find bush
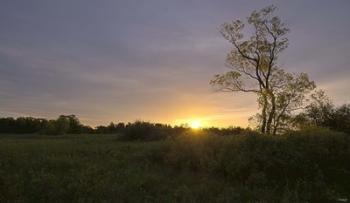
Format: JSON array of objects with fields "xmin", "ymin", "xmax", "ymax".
[
  {"xmin": 299, "ymin": 102, "xmax": 350, "ymax": 134},
  {"xmin": 165, "ymin": 128, "xmax": 350, "ymax": 201}
]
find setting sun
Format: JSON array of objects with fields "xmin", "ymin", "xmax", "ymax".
[{"xmin": 190, "ymin": 120, "xmax": 202, "ymax": 129}]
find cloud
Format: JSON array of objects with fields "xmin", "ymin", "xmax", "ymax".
[{"xmin": 0, "ymin": 0, "xmax": 349, "ymax": 127}]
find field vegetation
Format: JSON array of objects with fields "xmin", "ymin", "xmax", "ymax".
[{"xmin": 0, "ymin": 127, "xmax": 349, "ymax": 202}]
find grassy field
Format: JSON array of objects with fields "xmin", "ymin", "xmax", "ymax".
[
  {"xmin": 0, "ymin": 131, "xmax": 349, "ymax": 202},
  {"xmin": 0, "ymin": 134, "xmax": 235, "ymax": 202}
]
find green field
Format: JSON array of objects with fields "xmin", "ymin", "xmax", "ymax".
[
  {"xmin": 0, "ymin": 134, "xmax": 235, "ymax": 202},
  {"xmin": 0, "ymin": 131, "xmax": 349, "ymax": 202}
]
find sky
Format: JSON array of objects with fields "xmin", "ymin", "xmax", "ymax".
[{"xmin": 1, "ymin": 0, "xmax": 350, "ymax": 127}]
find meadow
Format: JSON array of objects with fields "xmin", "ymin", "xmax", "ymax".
[{"xmin": 1, "ymin": 129, "xmax": 349, "ymax": 202}]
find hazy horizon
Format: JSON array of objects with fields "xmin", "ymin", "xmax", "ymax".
[{"xmin": 1, "ymin": 0, "xmax": 350, "ymax": 127}]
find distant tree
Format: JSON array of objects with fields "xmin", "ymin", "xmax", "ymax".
[
  {"xmin": 95, "ymin": 122, "xmax": 125, "ymax": 134},
  {"xmin": 0, "ymin": 117, "xmax": 47, "ymax": 134},
  {"xmin": 0, "ymin": 115, "xmax": 109, "ymax": 135},
  {"xmin": 55, "ymin": 115, "xmax": 71, "ymax": 134},
  {"xmin": 295, "ymin": 91, "xmax": 350, "ymax": 134},
  {"xmin": 65, "ymin": 115, "xmax": 82, "ymax": 134},
  {"xmin": 40, "ymin": 115, "xmax": 83, "ymax": 135},
  {"xmin": 80, "ymin": 125, "xmax": 94, "ymax": 134},
  {"xmin": 107, "ymin": 122, "xmax": 117, "ymax": 133},
  {"xmin": 210, "ymin": 5, "xmax": 315, "ymax": 134},
  {"xmin": 332, "ymin": 104, "xmax": 350, "ymax": 134},
  {"xmin": 0, "ymin": 117, "xmax": 16, "ymax": 133},
  {"xmin": 299, "ymin": 90, "xmax": 334, "ymax": 127},
  {"xmin": 41, "ymin": 120, "xmax": 58, "ymax": 135},
  {"xmin": 115, "ymin": 122, "xmax": 125, "ymax": 131}
]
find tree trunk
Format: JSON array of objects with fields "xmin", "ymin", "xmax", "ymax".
[
  {"xmin": 260, "ymin": 94, "xmax": 268, "ymax": 134},
  {"xmin": 272, "ymin": 122, "xmax": 278, "ymax": 135},
  {"xmin": 266, "ymin": 93, "xmax": 276, "ymax": 134},
  {"xmin": 273, "ymin": 105, "xmax": 288, "ymax": 135}
]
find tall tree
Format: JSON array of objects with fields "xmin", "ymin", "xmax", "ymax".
[{"xmin": 210, "ymin": 5, "xmax": 315, "ymax": 134}]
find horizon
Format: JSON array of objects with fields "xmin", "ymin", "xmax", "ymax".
[{"xmin": 1, "ymin": 0, "xmax": 350, "ymax": 128}]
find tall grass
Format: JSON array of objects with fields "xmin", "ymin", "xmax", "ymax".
[
  {"xmin": 0, "ymin": 128, "xmax": 349, "ymax": 202},
  {"xmin": 165, "ymin": 128, "xmax": 350, "ymax": 202}
]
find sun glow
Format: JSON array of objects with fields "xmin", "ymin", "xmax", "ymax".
[{"xmin": 189, "ymin": 120, "xmax": 202, "ymax": 129}]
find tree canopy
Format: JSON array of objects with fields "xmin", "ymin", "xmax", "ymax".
[{"xmin": 211, "ymin": 5, "xmax": 316, "ymax": 134}]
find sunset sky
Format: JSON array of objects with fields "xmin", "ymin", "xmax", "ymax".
[{"xmin": 1, "ymin": 0, "xmax": 350, "ymax": 127}]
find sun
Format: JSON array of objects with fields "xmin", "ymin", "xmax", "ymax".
[{"xmin": 189, "ymin": 120, "xmax": 202, "ymax": 129}]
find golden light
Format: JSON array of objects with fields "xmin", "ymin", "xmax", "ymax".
[{"xmin": 189, "ymin": 120, "xmax": 201, "ymax": 129}]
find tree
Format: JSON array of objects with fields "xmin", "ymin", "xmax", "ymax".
[
  {"xmin": 296, "ymin": 91, "xmax": 350, "ymax": 134},
  {"xmin": 65, "ymin": 115, "xmax": 82, "ymax": 134},
  {"xmin": 210, "ymin": 5, "xmax": 315, "ymax": 134},
  {"xmin": 298, "ymin": 90, "xmax": 334, "ymax": 127}
]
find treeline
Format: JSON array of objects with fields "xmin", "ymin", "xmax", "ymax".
[
  {"xmin": 1, "ymin": 102, "xmax": 349, "ymax": 137},
  {"xmin": 0, "ymin": 115, "xmax": 248, "ymax": 139},
  {"xmin": 0, "ymin": 115, "xmax": 93, "ymax": 135},
  {"xmin": 96, "ymin": 121, "xmax": 187, "ymax": 140}
]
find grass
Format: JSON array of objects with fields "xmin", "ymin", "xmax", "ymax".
[
  {"xmin": 0, "ymin": 134, "xmax": 236, "ymax": 202},
  {"xmin": 0, "ymin": 130, "xmax": 349, "ymax": 202}
]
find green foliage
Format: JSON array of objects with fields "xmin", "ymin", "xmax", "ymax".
[
  {"xmin": 0, "ymin": 135, "xmax": 234, "ymax": 202},
  {"xmin": 211, "ymin": 5, "xmax": 316, "ymax": 135},
  {"xmin": 0, "ymin": 115, "xmax": 252, "ymax": 140},
  {"xmin": 0, "ymin": 117, "xmax": 47, "ymax": 133},
  {"xmin": 0, "ymin": 115, "xmax": 93, "ymax": 135},
  {"xmin": 296, "ymin": 92, "xmax": 350, "ymax": 134},
  {"xmin": 40, "ymin": 115, "xmax": 93, "ymax": 135},
  {"xmin": 120, "ymin": 121, "xmax": 176, "ymax": 141},
  {"xmin": 0, "ymin": 129, "xmax": 349, "ymax": 202},
  {"xmin": 166, "ymin": 129, "xmax": 350, "ymax": 202},
  {"xmin": 95, "ymin": 122, "xmax": 126, "ymax": 134}
]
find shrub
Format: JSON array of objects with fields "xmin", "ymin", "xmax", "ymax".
[
  {"xmin": 165, "ymin": 128, "xmax": 350, "ymax": 201},
  {"xmin": 299, "ymin": 102, "xmax": 350, "ymax": 134}
]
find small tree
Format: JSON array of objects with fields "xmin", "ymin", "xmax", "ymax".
[
  {"xmin": 210, "ymin": 5, "xmax": 315, "ymax": 134},
  {"xmin": 296, "ymin": 91, "xmax": 350, "ymax": 134}
]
